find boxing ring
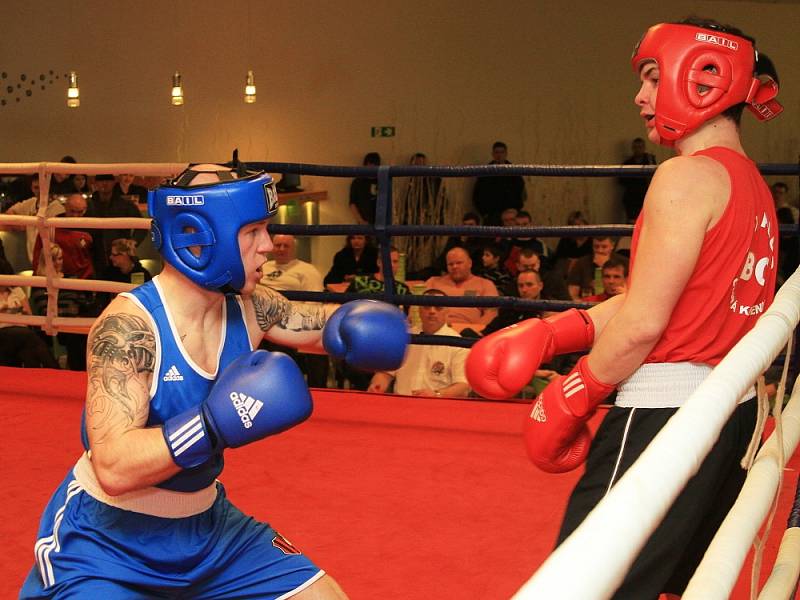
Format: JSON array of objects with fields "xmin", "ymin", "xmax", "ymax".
[{"xmin": 1, "ymin": 160, "xmax": 800, "ymax": 599}]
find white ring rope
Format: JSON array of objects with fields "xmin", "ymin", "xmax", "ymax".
[
  {"xmin": 513, "ymin": 268, "xmax": 800, "ymax": 600},
  {"xmin": 758, "ymin": 528, "xmax": 800, "ymax": 600},
  {"xmin": 683, "ymin": 376, "xmax": 800, "ymax": 599}
]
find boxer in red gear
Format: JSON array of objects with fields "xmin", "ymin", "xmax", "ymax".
[
  {"xmin": 467, "ymin": 17, "xmax": 783, "ymax": 599},
  {"xmin": 556, "ymin": 19, "xmax": 780, "ymax": 599}
]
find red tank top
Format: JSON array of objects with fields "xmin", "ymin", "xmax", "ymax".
[{"xmin": 629, "ymin": 146, "xmax": 778, "ymax": 365}]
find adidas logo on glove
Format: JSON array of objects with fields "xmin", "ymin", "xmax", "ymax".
[{"xmin": 230, "ymin": 392, "xmax": 263, "ymax": 429}]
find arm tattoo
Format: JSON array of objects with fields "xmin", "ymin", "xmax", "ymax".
[
  {"xmin": 252, "ymin": 286, "xmax": 328, "ymax": 333},
  {"xmin": 86, "ymin": 313, "xmax": 156, "ymax": 441}
]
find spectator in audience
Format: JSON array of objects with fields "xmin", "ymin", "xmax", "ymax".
[
  {"xmin": 772, "ymin": 181, "xmax": 798, "ymax": 223},
  {"xmin": 50, "ymin": 155, "xmax": 78, "ymax": 195},
  {"xmin": 259, "ymin": 234, "xmax": 324, "ymax": 292},
  {"xmin": 7, "ymin": 174, "xmax": 36, "ymax": 205},
  {"xmin": 473, "ymin": 141, "xmax": 526, "ymax": 225},
  {"xmin": 478, "ymin": 242, "xmax": 514, "ymax": 295},
  {"xmin": 349, "ymin": 152, "xmax": 381, "ymax": 224},
  {"xmin": 29, "ymin": 243, "xmax": 93, "ymax": 370},
  {"xmin": 480, "ymin": 269, "xmax": 545, "ymax": 336},
  {"xmin": 323, "ymin": 234, "xmax": 379, "ymax": 286},
  {"xmin": 425, "ymin": 246, "xmax": 499, "ymax": 325},
  {"xmin": 115, "ymin": 174, "xmax": 149, "ymax": 205},
  {"xmin": 494, "ymin": 207, "xmax": 518, "ymax": 262},
  {"xmin": 500, "ymin": 207, "xmax": 519, "ymax": 228},
  {"xmin": 553, "ymin": 210, "xmax": 593, "ymax": 275},
  {"xmin": 86, "ymin": 174, "xmax": 147, "ymax": 274},
  {"xmin": 504, "ymin": 209, "xmax": 551, "ymax": 274},
  {"xmin": 94, "ymin": 238, "xmax": 153, "ymax": 313},
  {"xmin": 32, "ymin": 193, "xmax": 94, "ymax": 280},
  {"xmin": 72, "ymin": 173, "xmax": 91, "ymax": 195},
  {"xmin": 346, "ymin": 245, "xmax": 410, "ymax": 297},
  {"xmin": 257, "ymin": 233, "xmax": 329, "ymax": 389},
  {"xmin": 433, "ymin": 211, "xmax": 484, "ymax": 274},
  {"xmin": 583, "ymin": 258, "xmax": 628, "ymax": 302},
  {"xmin": 566, "ymin": 235, "xmax": 628, "ymax": 300},
  {"xmin": 516, "ymin": 247, "xmax": 570, "ymax": 301},
  {"xmin": 1, "ymin": 173, "xmax": 65, "ymax": 267},
  {"xmin": 619, "ymin": 137, "xmax": 657, "ymax": 222},
  {"xmin": 0, "ymin": 260, "xmax": 59, "ymax": 368},
  {"xmin": 368, "ymin": 289, "xmax": 469, "ymax": 398}
]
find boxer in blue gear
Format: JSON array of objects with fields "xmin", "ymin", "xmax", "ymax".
[{"xmin": 21, "ymin": 161, "xmax": 408, "ymax": 599}]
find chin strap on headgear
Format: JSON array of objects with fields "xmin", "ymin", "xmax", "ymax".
[
  {"xmin": 148, "ymin": 163, "xmax": 278, "ymax": 292},
  {"xmin": 632, "ymin": 23, "xmax": 782, "ymax": 146}
]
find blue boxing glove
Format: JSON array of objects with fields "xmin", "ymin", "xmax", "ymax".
[
  {"xmin": 163, "ymin": 350, "xmax": 312, "ymax": 469},
  {"xmin": 323, "ymin": 299, "xmax": 409, "ymax": 371}
]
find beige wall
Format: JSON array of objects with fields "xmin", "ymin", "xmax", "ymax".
[{"xmin": 1, "ymin": 0, "xmax": 798, "ymax": 268}]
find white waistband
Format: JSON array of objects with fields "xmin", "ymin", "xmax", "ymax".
[
  {"xmin": 615, "ymin": 362, "xmax": 756, "ymax": 409},
  {"xmin": 72, "ymin": 452, "xmax": 218, "ymax": 518}
]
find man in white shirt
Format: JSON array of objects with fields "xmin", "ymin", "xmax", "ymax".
[
  {"xmin": 257, "ymin": 233, "xmax": 329, "ymax": 387},
  {"xmin": 258, "ymin": 234, "xmax": 324, "ymax": 292},
  {"xmin": 369, "ymin": 289, "xmax": 470, "ymax": 398}
]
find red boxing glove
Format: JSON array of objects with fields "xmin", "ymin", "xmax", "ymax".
[
  {"xmin": 466, "ymin": 308, "xmax": 594, "ymax": 400},
  {"xmin": 523, "ymin": 356, "xmax": 615, "ymax": 473}
]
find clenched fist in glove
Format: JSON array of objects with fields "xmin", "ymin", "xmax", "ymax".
[
  {"xmin": 466, "ymin": 308, "xmax": 594, "ymax": 400},
  {"xmin": 523, "ymin": 355, "xmax": 615, "ymax": 473},
  {"xmin": 163, "ymin": 350, "xmax": 312, "ymax": 469},
  {"xmin": 323, "ymin": 299, "xmax": 409, "ymax": 371}
]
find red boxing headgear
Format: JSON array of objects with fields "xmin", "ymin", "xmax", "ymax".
[{"xmin": 632, "ymin": 23, "xmax": 782, "ymax": 146}]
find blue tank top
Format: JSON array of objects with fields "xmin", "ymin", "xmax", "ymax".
[{"xmin": 81, "ymin": 276, "xmax": 254, "ymax": 492}]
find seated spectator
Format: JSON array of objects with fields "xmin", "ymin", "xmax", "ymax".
[
  {"xmin": 583, "ymin": 258, "xmax": 628, "ymax": 302},
  {"xmin": 567, "ymin": 235, "xmax": 629, "ymax": 300},
  {"xmin": 480, "ymin": 270, "xmax": 546, "ymax": 336},
  {"xmin": 72, "ymin": 173, "xmax": 91, "ymax": 195},
  {"xmin": 503, "ymin": 210, "xmax": 551, "ymax": 273},
  {"xmin": 94, "ymin": 238, "xmax": 153, "ymax": 313},
  {"xmin": 257, "ymin": 234, "xmax": 329, "ymax": 389},
  {"xmin": 0, "ymin": 260, "xmax": 58, "ymax": 368},
  {"xmin": 553, "ymin": 210, "xmax": 593, "ymax": 274},
  {"xmin": 368, "ymin": 289, "xmax": 469, "ymax": 398},
  {"xmin": 432, "ymin": 211, "xmax": 484, "ymax": 275},
  {"xmin": 349, "ymin": 152, "xmax": 381, "ymax": 224},
  {"xmin": 425, "ymin": 247, "xmax": 499, "ymax": 326},
  {"xmin": 32, "ymin": 193, "xmax": 94, "ymax": 280},
  {"xmin": 346, "ymin": 246, "xmax": 410, "ymax": 297},
  {"xmin": 1, "ymin": 174, "xmax": 65, "ymax": 268},
  {"xmin": 478, "ymin": 242, "xmax": 514, "ymax": 295},
  {"xmin": 86, "ymin": 174, "xmax": 147, "ymax": 274},
  {"xmin": 30, "ymin": 243, "xmax": 94, "ymax": 370},
  {"xmin": 50, "ymin": 155, "xmax": 78, "ymax": 195},
  {"xmin": 323, "ymin": 234, "xmax": 379, "ymax": 286},
  {"xmin": 114, "ymin": 174, "xmax": 149, "ymax": 205},
  {"xmin": 516, "ymin": 247, "xmax": 570, "ymax": 301},
  {"xmin": 259, "ymin": 234, "xmax": 324, "ymax": 292}
]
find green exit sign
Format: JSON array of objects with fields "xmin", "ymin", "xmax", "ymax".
[{"xmin": 371, "ymin": 126, "xmax": 396, "ymax": 137}]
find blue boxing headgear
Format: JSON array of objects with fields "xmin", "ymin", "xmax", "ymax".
[{"xmin": 149, "ymin": 167, "xmax": 278, "ymax": 291}]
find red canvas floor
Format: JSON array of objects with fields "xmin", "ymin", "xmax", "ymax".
[{"xmin": 2, "ymin": 367, "xmax": 797, "ymax": 599}]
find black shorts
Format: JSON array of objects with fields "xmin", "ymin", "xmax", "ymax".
[{"xmin": 556, "ymin": 399, "xmax": 756, "ymax": 599}]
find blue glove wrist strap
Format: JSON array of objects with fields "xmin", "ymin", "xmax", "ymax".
[{"xmin": 162, "ymin": 405, "xmax": 214, "ymax": 469}]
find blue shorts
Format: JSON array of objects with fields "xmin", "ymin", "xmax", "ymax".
[{"xmin": 20, "ymin": 472, "xmax": 323, "ymax": 599}]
